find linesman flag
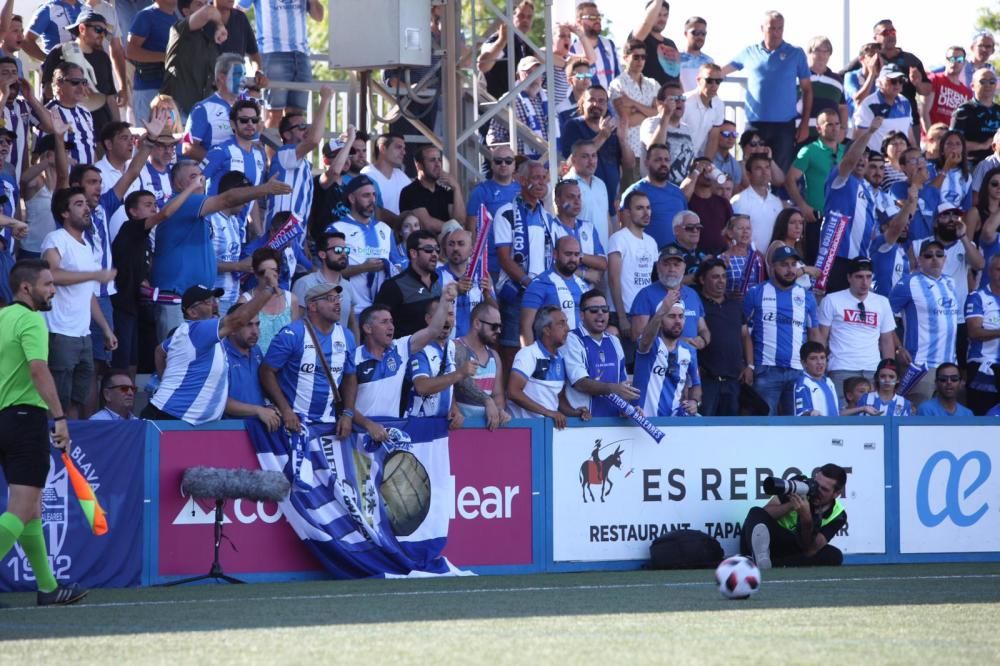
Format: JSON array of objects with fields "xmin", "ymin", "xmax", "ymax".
[{"xmin": 62, "ymin": 452, "xmax": 108, "ymax": 536}]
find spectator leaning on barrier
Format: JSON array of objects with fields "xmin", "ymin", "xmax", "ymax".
[
  {"xmin": 740, "ymin": 463, "xmax": 848, "ymax": 569},
  {"xmin": 856, "ymin": 357, "xmax": 912, "ymax": 416},
  {"xmin": 793, "ymin": 341, "xmax": 838, "ymax": 417},
  {"xmin": 694, "ymin": 258, "xmax": 744, "ymax": 417},
  {"xmin": 507, "ymin": 304, "xmax": 586, "ymax": 428},
  {"xmin": 221, "ymin": 304, "xmax": 279, "ymax": 431},
  {"xmin": 89, "ymin": 369, "xmax": 137, "ymax": 421},
  {"xmin": 633, "ymin": 294, "xmax": 701, "ymax": 417},
  {"xmin": 915, "ymin": 362, "xmax": 973, "ymax": 417},
  {"xmin": 964, "ymin": 253, "xmax": 1000, "ymax": 415},
  {"xmin": 454, "ymin": 302, "xmax": 511, "ymax": 430}
]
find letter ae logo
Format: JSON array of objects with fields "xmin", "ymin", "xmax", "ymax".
[{"xmin": 916, "ymin": 451, "xmax": 991, "ymax": 527}]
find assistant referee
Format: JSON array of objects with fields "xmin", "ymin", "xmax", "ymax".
[{"xmin": 0, "ymin": 260, "xmax": 87, "ymax": 605}]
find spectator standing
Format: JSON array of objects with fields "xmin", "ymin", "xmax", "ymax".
[
  {"xmin": 630, "ymin": 244, "xmax": 709, "ymax": 345},
  {"xmin": 465, "ymin": 143, "xmax": 519, "ymax": 272},
  {"xmin": 719, "ymin": 214, "xmax": 765, "ymax": 299},
  {"xmin": 665, "ymin": 210, "xmax": 707, "ymax": 281},
  {"xmin": 43, "ymin": 61, "xmax": 96, "ymax": 167},
  {"xmin": 816, "ymin": 257, "xmax": 897, "ymax": 400},
  {"xmin": 220, "ymin": 306, "xmax": 280, "ymax": 431},
  {"xmin": 800, "ymin": 36, "xmax": 847, "ymax": 143},
  {"xmin": 721, "ymin": 11, "xmax": 812, "ymax": 172},
  {"xmin": 125, "ymin": 0, "xmax": 176, "ymax": 125},
  {"xmin": 436, "ymin": 228, "xmax": 494, "ymax": 339},
  {"xmin": 880, "ymin": 146, "xmax": 939, "ymax": 241},
  {"xmin": 569, "ymin": 2, "xmax": 619, "ymax": 92},
  {"xmin": 963, "ymin": 31, "xmax": 996, "ymax": 88},
  {"xmin": 520, "ymin": 236, "xmax": 589, "ymax": 345},
  {"xmin": 923, "ymin": 47, "xmax": 973, "ymax": 134},
  {"xmin": 607, "ymin": 190, "xmax": 657, "ymax": 341},
  {"xmin": 609, "ymin": 39, "xmax": 658, "ymax": 180},
  {"xmin": 259, "ymin": 282, "xmax": 357, "ymax": 435},
  {"xmin": 634, "ymin": 295, "xmax": 701, "ymax": 417},
  {"xmin": 706, "ymin": 120, "xmax": 742, "ymax": 189},
  {"xmin": 640, "ymin": 82, "xmax": 693, "ymax": 186},
  {"xmin": 787, "ymin": 110, "xmax": 845, "ymax": 263},
  {"xmin": 238, "ymin": 0, "xmax": 322, "ymax": 128},
  {"xmin": 854, "ymin": 64, "xmax": 916, "ymax": 152},
  {"xmin": 486, "ymin": 56, "xmax": 548, "ymax": 160},
  {"xmin": 951, "ymin": 67, "xmax": 1000, "ymax": 167},
  {"xmin": 695, "ymin": 258, "xmax": 744, "ymax": 416},
  {"xmin": 201, "ymin": 99, "xmax": 267, "ymax": 197},
  {"xmin": 889, "ymin": 239, "xmax": 960, "ymax": 407},
  {"xmin": 964, "ymin": 253, "xmax": 1000, "ymax": 414},
  {"xmin": 741, "ymin": 245, "xmax": 820, "ymax": 415},
  {"xmin": 453, "ymin": 302, "xmax": 510, "ymax": 428},
  {"xmin": 25, "ymin": 0, "xmax": 83, "ymax": 60},
  {"xmin": 398, "ymin": 145, "xmax": 466, "ymax": 236},
  {"xmin": 681, "ymin": 63, "xmax": 725, "ymax": 158},
  {"xmin": 629, "ymin": 0, "xmax": 678, "ymax": 87},
  {"xmin": 0, "ymin": 9, "xmax": 26, "ymax": 76},
  {"xmin": 292, "ymin": 231, "xmax": 358, "ymax": 337},
  {"xmin": 476, "ymin": 0, "xmax": 535, "ymax": 101},
  {"xmin": 1, "ymin": 55, "xmax": 49, "ymax": 185},
  {"xmin": 915, "ymin": 363, "xmax": 973, "ymax": 417},
  {"xmin": 89, "ymin": 369, "xmax": 138, "ymax": 420},
  {"xmin": 375, "ymin": 229, "xmax": 442, "ymax": 339},
  {"xmin": 621, "ymin": 143, "xmax": 686, "ymax": 248},
  {"xmin": 844, "ymin": 42, "xmax": 880, "ymax": 122},
  {"xmin": 182, "ymin": 53, "xmax": 243, "ymax": 162},
  {"xmin": 208, "ymin": 171, "xmax": 253, "ymax": 314},
  {"xmin": 94, "ymin": 121, "xmax": 134, "ymax": 199},
  {"xmin": 731, "ymin": 154, "xmax": 783, "ymax": 254},
  {"xmin": 406, "ymin": 298, "xmax": 475, "ymax": 427},
  {"xmin": 682, "ymin": 156, "xmax": 732, "ymax": 255},
  {"xmin": 551, "ymin": 178, "xmax": 606, "ymax": 285},
  {"xmin": 678, "ymin": 17, "xmax": 712, "ymax": 93},
  {"xmin": 361, "ymin": 133, "xmax": 411, "ymax": 222},
  {"xmin": 564, "ymin": 139, "xmax": 610, "ymax": 246}
]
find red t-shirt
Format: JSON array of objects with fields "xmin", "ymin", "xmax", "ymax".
[{"xmin": 928, "ymin": 72, "xmax": 972, "ymax": 127}]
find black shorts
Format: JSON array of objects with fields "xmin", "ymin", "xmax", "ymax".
[{"xmin": 0, "ymin": 405, "xmax": 52, "ymax": 488}]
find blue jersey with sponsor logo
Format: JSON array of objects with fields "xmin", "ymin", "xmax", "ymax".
[
  {"xmin": 889, "ymin": 272, "xmax": 959, "ymax": 368},
  {"xmin": 629, "ymin": 283, "xmax": 704, "ymax": 340},
  {"xmin": 633, "ymin": 337, "xmax": 700, "ymax": 417},
  {"xmin": 744, "ymin": 281, "xmax": 818, "ymax": 370},
  {"xmin": 562, "ymin": 327, "xmax": 628, "ymax": 417},
  {"xmin": 794, "ymin": 374, "xmax": 839, "ymax": 416},
  {"xmin": 521, "ymin": 269, "xmax": 589, "ymax": 330}
]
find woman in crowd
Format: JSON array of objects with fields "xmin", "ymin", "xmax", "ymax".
[
  {"xmin": 880, "ymin": 131, "xmax": 911, "ymax": 191},
  {"xmin": 766, "ymin": 208, "xmax": 820, "ymax": 287},
  {"xmin": 932, "ymin": 130, "xmax": 972, "ymax": 210},
  {"xmin": 965, "ymin": 165, "xmax": 1000, "ymax": 241},
  {"xmin": 239, "ymin": 248, "xmax": 300, "ymax": 353},
  {"xmin": 719, "ymin": 214, "xmax": 764, "ymax": 299}
]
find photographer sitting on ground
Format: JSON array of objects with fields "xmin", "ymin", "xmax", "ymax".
[{"xmin": 739, "ymin": 463, "xmax": 848, "ymax": 568}]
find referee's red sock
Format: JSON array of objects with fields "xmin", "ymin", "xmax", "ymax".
[
  {"xmin": 18, "ymin": 519, "xmax": 57, "ymax": 593},
  {"xmin": 0, "ymin": 512, "xmax": 24, "ymax": 560}
]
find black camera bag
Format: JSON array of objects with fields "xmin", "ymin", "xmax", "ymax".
[{"xmin": 648, "ymin": 529, "xmax": 724, "ymax": 569}]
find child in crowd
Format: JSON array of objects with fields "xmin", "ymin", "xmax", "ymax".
[
  {"xmin": 794, "ymin": 342, "xmax": 839, "ymax": 416},
  {"xmin": 855, "ymin": 359, "xmax": 912, "ymax": 416}
]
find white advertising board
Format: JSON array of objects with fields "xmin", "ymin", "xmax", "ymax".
[
  {"xmin": 898, "ymin": 426, "xmax": 1000, "ymax": 554},
  {"xmin": 552, "ymin": 424, "xmax": 886, "ymax": 562}
]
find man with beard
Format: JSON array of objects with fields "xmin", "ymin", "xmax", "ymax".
[
  {"xmin": 477, "ymin": 0, "xmax": 536, "ymax": 100},
  {"xmin": 912, "ymin": 205, "xmax": 984, "ymax": 367},
  {"xmin": 486, "ymin": 56, "xmax": 548, "ymax": 160},
  {"xmin": 741, "ymin": 245, "xmax": 820, "ymax": 415},
  {"xmin": 679, "ymin": 17, "xmax": 713, "ymax": 94},
  {"xmin": 406, "ymin": 297, "xmax": 478, "ymax": 428},
  {"xmin": 436, "ymin": 228, "xmax": 494, "ymax": 338},
  {"xmin": 561, "ymin": 289, "xmax": 638, "ymax": 417},
  {"xmin": 951, "ymin": 67, "xmax": 1000, "ymax": 167},
  {"xmin": 629, "ymin": 244, "xmax": 709, "ymax": 347},
  {"xmin": 293, "ymin": 231, "xmax": 358, "ymax": 337},
  {"xmin": 561, "ymin": 86, "xmax": 634, "ymax": 214},
  {"xmin": 375, "ymin": 229, "xmax": 442, "ymax": 339},
  {"xmin": 221, "ymin": 305, "xmax": 280, "ymax": 431},
  {"xmin": 629, "ymin": 0, "xmax": 679, "ymax": 86},
  {"xmin": 520, "ymin": 236, "xmax": 590, "ymax": 346},
  {"xmin": 398, "ymin": 145, "xmax": 466, "ymax": 236},
  {"xmin": 634, "ymin": 296, "xmax": 701, "ymax": 417},
  {"xmin": 465, "ymin": 143, "xmax": 519, "ymax": 281},
  {"xmin": 0, "ymin": 258, "xmax": 89, "ymax": 606},
  {"xmin": 641, "ymin": 82, "xmax": 694, "ymax": 186},
  {"xmin": 787, "ymin": 110, "xmax": 846, "ymax": 263},
  {"xmin": 201, "ymin": 99, "xmax": 268, "ymax": 196},
  {"xmin": 608, "ymin": 190, "xmax": 659, "ymax": 344},
  {"xmin": 329, "ymin": 175, "xmax": 403, "ymax": 315},
  {"xmin": 620, "ymin": 143, "xmax": 686, "ymax": 248},
  {"xmin": 454, "ymin": 302, "xmax": 511, "ymax": 430},
  {"xmin": 551, "ymin": 178, "xmax": 606, "ymax": 285},
  {"xmin": 568, "ymin": 2, "xmax": 619, "ymax": 91},
  {"xmin": 41, "ymin": 187, "xmax": 117, "ymax": 418},
  {"xmin": 695, "ymin": 258, "xmax": 744, "ymax": 416}
]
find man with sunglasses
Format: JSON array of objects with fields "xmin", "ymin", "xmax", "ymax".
[
  {"xmin": 568, "ymin": 2, "xmax": 619, "ymax": 92},
  {"xmin": 201, "ymin": 99, "xmax": 267, "ymax": 200},
  {"xmin": 375, "ymin": 229, "xmax": 442, "ymax": 339},
  {"xmin": 40, "ymin": 10, "xmax": 117, "ymax": 131},
  {"xmin": 914, "ymin": 363, "xmax": 973, "ymax": 417},
  {"xmin": 629, "ymin": 1, "xmax": 679, "ymax": 87},
  {"xmin": 293, "ymin": 231, "xmax": 358, "ymax": 337},
  {"xmin": 854, "ymin": 63, "xmax": 915, "ymax": 153},
  {"xmin": 89, "ymin": 369, "xmax": 137, "ymax": 420},
  {"xmin": 454, "ymin": 302, "xmax": 511, "ymax": 430},
  {"xmin": 924, "ymin": 47, "xmax": 973, "ymax": 133},
  {"xmin": 42, "ymin": 60, "xmax": 95, "ymax": 166},
  {"xmin": 951, "ymin": 67, "xmax": 1000, "ymax": 167},
  {"xmin": 681, "ymin": 63, "xmax": 724, "ymax": 157},
  {"xmin": 183, "ymin": 53, "xmax": 244, "ymax": 162},
  {"xmin": 705, "ymin": 120, "xmax": 742, "ymax": 188},
  {"xmin": 889, "ymin": 239, "xmax": 961, "ymax": 407},
  {"xmin": 679, "ymin": 17, "xmax": 712, "ymax": 93},
  {"xmin": 466, "ymin": 144, "xmax": 519, "ymax": 281}
]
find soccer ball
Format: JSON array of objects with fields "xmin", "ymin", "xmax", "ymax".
[{"xmin": 715, "ymin": 555, "xmax": 761, "ymax": 600}]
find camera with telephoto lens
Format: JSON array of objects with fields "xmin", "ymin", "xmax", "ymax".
[{"xmin": 762, "ymin": 475, "xmax": 818, "ymax": 498}]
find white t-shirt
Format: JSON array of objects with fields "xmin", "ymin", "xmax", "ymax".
[
  {"xmin": 565, "ymin": 169, "xmax": 610, "ymax": 249},
  {"xmin": 360, "ymin": 164, "xmax": 412, "ymax": 215},
  {"xmin": 731, "ymin": 188, "xmax": 784, "ymax": 253},
  {"xmin": 681, "ymin": 91, "xmax": 725, "ymax": 157},
  {"xmin": 40, "ymin": 229, "xmax": 99, "ymax": 337},
  {"xmin": 817, "ymin": 289, "xmax": 895, "ymax": 371},
  {"xmin": 607, "ymin": 228, "xmax": 658, "ymax": 314}
]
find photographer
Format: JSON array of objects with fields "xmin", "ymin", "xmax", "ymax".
[{"xmin": 740, "ymin": 463, "xmax": 848, "ymax": 568}]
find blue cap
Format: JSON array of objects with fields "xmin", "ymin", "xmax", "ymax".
[{"xmin": 770, "ymin": 245, "xmax": 800, "ymax": 264}]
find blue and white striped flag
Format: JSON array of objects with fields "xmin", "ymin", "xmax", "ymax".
[{"xmin": 247, "ymin": 417, "xmax": 466, "ymax": 578}]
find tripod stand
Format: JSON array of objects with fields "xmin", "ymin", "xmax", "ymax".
[{"xmin": 162, "ymin": 498, "xmax": 244, "ymax": 586}]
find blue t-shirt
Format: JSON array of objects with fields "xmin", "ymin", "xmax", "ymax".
[
  {"xmin": 915, "ymin": 397, "xmax": 973, "ymax": 417},
  {"xmin": 151, "ymin": 193, "xmax": 214, "ymax": 294},
  {"xmin": 620, "ymin": 178, "xmax": 687, "ymax": 248},
  {"xmin": 521, "ymin": 269, "xmax": 589, "ymax": 330},
  {"xmin": 794, "ymin": 374, "xmax": 839, "ymax": 416},
  {"xmin": 466, "ymin": 179, "xmax": 521, "ymax": 274},
  {"xmin": 728, "ymin": 41, "xmax": 810, "ymax": 122},
  {"xmin": 129, "ymin": 7, "xmax": 178, "ymax": 90},
  {"xmin": 629, "ymin": 283, "xmax": 703, "ymax": 340},
  {"xmin": 28, "ymin": 0, "xmax": 81, "ymax": 54},
  {"xmin": 223, "ymin": 338, "xmax": 266, "ymax": 407},
  {"xmin": 560, "ymin": 117, "xmax": 623, "ymax": 215},
  {"xmin": 633, "ymin": 337, "xmax": 700, "ymax": 417}
]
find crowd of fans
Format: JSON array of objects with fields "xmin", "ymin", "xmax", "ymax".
[{"xmin": 3, "ymin": 0, "xmax": 1000, "ymax": 439}]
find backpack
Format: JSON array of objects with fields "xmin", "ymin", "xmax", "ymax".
[{"xmin": 648, "ymin": 529, "xmax": 724, "ymax": 569}]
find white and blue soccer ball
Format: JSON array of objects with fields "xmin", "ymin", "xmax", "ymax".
[{"xmin": 715, "ymin": 555, "xmax": 761, "ymax": 600}]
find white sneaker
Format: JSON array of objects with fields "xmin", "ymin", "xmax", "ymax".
[{"xmin": 751, "ymin": 523, "xmax": 772, "ymax": 569}]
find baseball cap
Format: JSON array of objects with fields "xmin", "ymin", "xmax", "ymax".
[
  {"xmin": 919, "ymin": 239, "xmax": 946, "ymax": 254},
  {"xmin": 517, "ymin": 56, "xmax": 543, "ymax": 73},
  {"xmin": 0, "ymin": 126, "xmax": 15, "ymax": 140},
  {"xmin": 32, "ymin": 134, "xmax": 77, "ymax": 154},
  {"xmin": 770, "ymin": 245, "xmax": 800, "ymax": 264},
  {"xmin": 847, "ymin": 256, "xmax": 874, "ymax": 274},
  {"xmin": 322, "ymin": 137, "xmax": 346, "ymax": 159},
  {"xmin": 878, "ymin": 63, "xmax": 906, "ymax": 81},
  {"xmin": 658, "ymin": 244, "xmax": 686, "ymax": 261},
  {"xmin": 342, "ymin": 174, "xmax": 374, "ymax": 198},
  {"xmin": 305, "ymin": 282, "xmax": 343, "ymax": 302},
  {"xmin": 181, "ymin": 285, "xmax": 224, "ymax": 312},
  {"xmin": 68, "ymin": 10, "xmax": 109, "ymax": 35}
]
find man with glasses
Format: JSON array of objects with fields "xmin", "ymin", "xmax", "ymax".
[
  {"xmin": 629, "ymin": 1, "xmax": 678, "ymax": 87},
  {"xmin": 634, "ymin": 295, "xmax": 701, "ymax": 417},
  {"xmin": 964, "ymin": 31, "xmax": 996, "ymax": 88},
  {"xmin": 890, "ymin": 239, "xmax": 961, "ymax": 407},
  {"xmin": 520, "ymin": 235, "xmax": 589, "ymax": 346},
  {"xmin": 40, "ymin": 10, "xmax": 117, "ymax": 130},
  {"xmin": 293, "ymin": 231, "xmax": 358, "ymax": 337},
  {"xmin": 399, "ymin": 145, "xmax": 466, "ymax": 236},
  {"xmin": 466, "ymin": 144, "xmax": 519, "ymax": 281},
  {"xmin": 89, "ymin": 369, "xmax": 138, "ymax": 420},
  {"xmin": 679, "ymin": 17, "xmax": 712, "ymax": 94},
  {"xmin": 454, "ymin": 302, "xmax": 511, "ymax": 429},
  {"xmin": 569, "ymin": 2, "xmax": 619, "ymax": 92},
  {"xmin": 951, "ymin": 67, "xmax": 1000, "ymax": 167},
  {"xmin": 183, "ymin": 53, "xmax": 245, "ymax": 162},
  {"xmin": 664, "ymin": 211, "xmax": 707, "ymax": 282},
  {"xmin": 915, "ymin": 363, "xmax": 973, "ymax": 417},
  {"xmin": 375, "ymin": 229, "xmax": 442, "ymax": 339},
  {"xmin": 706, "ymin": 120, "xmax": 742, "ymax": 188},
  {"xmin": 681, "ymin": 63, "xmax": 724, "ymax": 157},
  {"xmin": 817, "ymin": 257, "xmax": 896, "ymax": 401},
  {"xmin": 854, "ymin": 63, "xmax": 915, "ymax": 152},
  {"xmin": 801, "ymin": 37, "xmax": 847, "ymax": 144},
  {"xmin": 201, "ymin": 99, "xmax": 267, "ymax": 198},
  {"xmin": 561, "ymin": 289, "xmax": 637, "ymax": 418},
  {"xmin": 924, "ymin": 47, "xmax": 973, "ymax": 134},
  {"xmin": 640, "ymin": 82, "xmax": 693, "ymax": 186},
  {"xmin": 43, "ymin": 61, "xmax": 95, "ymax": 166}
]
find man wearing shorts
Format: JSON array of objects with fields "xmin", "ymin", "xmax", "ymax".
[{"xmin": 0, "ymin": 259, "xmax": 88, "ymax": 605}]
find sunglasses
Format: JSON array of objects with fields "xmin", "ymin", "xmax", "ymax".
[
  {"xmin": 583, "ymin": 306, "xmax": 609, "ymax": 314},
  {"xmin": 493, "ymin": 157, "xmax": 515, "ymax": 165},
  {"xmin": 990, "ymin": 180, "xmax": 1000, "ymax": 187},
  {"xmin": 60, "ymin": 78, "xmax": 87, "ymax": 86},
  {"xmin": 720, "ymin": 130, "xmax": 738, "ymax": 138},
  {"xmin": 288, "ymin": 123, "xmax": 309, "ymax": 131},
  {"xmin": 87, "ymin": 24, "xmax": 108, "ymax": 35},
  {"xmin": 478, "ymin": 319, "xmax": 502, "ymax": 332},
  {"xmin": 237, "ymin": 116, "xmax": 260, "ymax": 124},
  {"xmin": 107, "ymin": 384, "xmax": 136, "ymax": 394},
  {"xmin": 689, "ymin": 29, "xmax": 707, "ymax": 37},
  {"xmin": 580, "ymin": 14, "xmax": 602, "ymax": 20},
  {"xmin": 921, "ymin": 252, "xmax": 946, "ymax": 258},
  {"xmin": 703, "ymin": 77, "xmax": 723, "ymax": 85},
  {"xmin": 571, "ymin": 72, "xmax": 591, "ymax": 81},
  {"xmin": 417, "ymin": 245, "xmax": 440, "ymax": 254},
  {"xmin": 936, "ymin": 375, "xmax": 961, "ymax": 382},
  {"xmin": 980, "ymin": 79, "xmax": 999, "ymax": 85},
  {"xmin": 682, "ymin": 225, "xmax": 703, "ymax": 232},
  {"xmin": 946, "ymin": 55, "xmax": 966, "ymax": 63},
  {"xmin": 669, "ymin": 95, "xmax": 686, "ymax": 102},
  {"xmin": 325, "ymin": 246, "xmax": 350, "ymax": 255},
  {"xmin": 877, "ymin": 28, "xmax": 897, "ymax": 36}
]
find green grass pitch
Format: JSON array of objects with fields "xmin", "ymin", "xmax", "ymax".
[{"xmin": 2, "ymin": 563, "xmax": 998, "ymax": 664}]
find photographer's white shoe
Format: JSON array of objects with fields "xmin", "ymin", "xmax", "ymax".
[{"xmin": 750, "ymin": 524, "xmax": 772, "ymax": 569}]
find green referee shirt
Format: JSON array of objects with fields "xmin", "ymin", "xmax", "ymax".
[
  {"xmin": 0, "ymin": 302, "xmax": 49, "ymax": 411},
  {"xmin": 792, "ymin": 139, "xmax": 847, "ymax": 213}
]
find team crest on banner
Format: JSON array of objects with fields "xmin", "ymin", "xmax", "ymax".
[{"xmin": 247, "ymin": 417, "xmax": 468, "ymax": 578}]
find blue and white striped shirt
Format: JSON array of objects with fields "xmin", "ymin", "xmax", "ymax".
[
  {"xmin": 28, "ymin": 0, "xmax": 81, "ymax": 53},
  {"xmin": 152, "ymin": 319, "xmax": 228, "ymax": 424},
  {"xmin": 794, "ymin": 374, "xmax": 839, "ymax": 416},
  {"xmin": 562, "ymin": 327, "xmax": 627, "ymax": 417},
  {"xmin": 266, "ymin": 144, "xmax": 314, "ymax": 231},
  {"xmin": 355, "ymin": 336, "xmax": 414, "ymax": 419},
  {"xmin": 858, "ymin": 391, "xmax": 912, "ymax": 416},
  {"xmin": 889, "ymin": 272, "xmax": 959, "ymax": 368},
  {"xmin": 44, "ymin": 100, "xmax": 94, "ymax": 166},
  {"xmin": 569, "ymin": 35, "xmax": 620, "ymax": 92},
  {"xmin": 407, "ymin": 339, "xmax": 456, "ymax": 418},
  {"xmin": 823, "ymin": 170, "xmax": 877, "ymax": 260},
  {"xmin": 744, "ymin": 281, "xmax": 818, "ymax": 370},
  {"xmin": 184, "ymin": 93, "xmax": 234, "ymax": 151},
  {"xmin": 550, "ymin": 217, "xmax": 606, "ymax": 259},
  {"xmin": 238, "ymin": 0, "xmax": 311, "ymax": 53},
  {"xmin": 202, "ymin": 139, "xmax": 268, "ymax": 193},
  {"xmin": 436, "ymin": 265, "xmax": 488, "ymax": 339},
  {"xmin": 329, "ymin": 215, "xmax": 400, "ymax": 313},
  {"xmin": 210, "ymin": 211, "xmax": 246, "ymax": 308},
  {"xmin": 264, "ymin": 319, "xmax": 356, "ymax": 423},
  {"xmin": 965, "ymin": 285, "xmax": 1000, "ymax": 365},
  {"xmin": 634, "ymin": 337, "xmax": 700, "ymax": 417},
  {"xmin": 86, "ymin": 190, "xmax": 121, "ymax": 298},
  {"xmin": 521, "ymin": 269, "xmax": 590, "ymax": 330}
]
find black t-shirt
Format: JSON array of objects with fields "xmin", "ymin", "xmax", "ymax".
[
  {"xmin": 951, "ymin": 101, "xmax": 1000, "ymax": 166},
  {"xmin": 373, "ymin": 268, "xmax": 441, "ymax": 338},
  {"xmin": 110, "ymin": 218, "xmax": 153, "ymax": 316},
  {"xmin": 628, "ymin": 31, "xmax": 679, "ymax": 86},
  {"xmin": 309, "ymin": 175, "xmax": 345, "ymax": 243},
  {"xmin": 481, "ymin": 32, "xmax": 535, "ymax": 100},
  {"xmin": 220, "ymin": 9, "xmax": 258, "ymax": 57},
  {"xmin": 398, "ymin": 181, "xmax": 453, "ymax": 221},
  {"xmin": 698, "ymin": 295, "xmax": 744, "ymax": 380}
]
